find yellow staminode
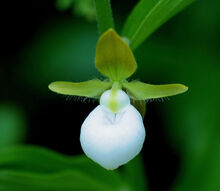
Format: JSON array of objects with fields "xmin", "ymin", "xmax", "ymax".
[{"xmin": 109, "ymin": 88, "xmax": 118, "ymax": 113}]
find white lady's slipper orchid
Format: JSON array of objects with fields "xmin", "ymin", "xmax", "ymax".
[
  {"xmin": 48, "ymin": 29, "xmax": 188, "ymax": 170},
  {"xmin": 80, "ymin": 89, "xmax": 145, "ymax": 170}
]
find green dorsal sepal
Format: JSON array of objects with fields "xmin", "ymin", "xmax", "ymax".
[{"xmin": 95, "ymin": 29, "xmax": 137, "ymax": 81}]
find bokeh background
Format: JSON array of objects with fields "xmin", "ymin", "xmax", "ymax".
[{"xmin": 0, "ymin": 0, "xmax": 219, "ymax": 190}]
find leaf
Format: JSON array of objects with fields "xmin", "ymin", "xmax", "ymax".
[
  {"xmin": 48, "ymin": 79, "xmax": 112, "ymax": 98},
  {"xmin": 123, "ymin": 81, "xmax": 188, "ymax": 100},
  {"xmin": 123, "ymin": 155, "xmax": 148, "ymax": 191},
  {"xmin": 56, "ymin": 0, "xmax": 74, "ymax": 11},
  {"xmin": 0, "ymin": 146, "xmax": 122, "ymax": 191},
  {"xmin": 95, "ymin": 29, "xmax": 137, "ymax": 81},
  {"xmin": 0, "ymin": 104, "xmax": 26, "ymax": 147},
  {"xmin": 122, "ymin": 0, "xmax": 195, "ymax": 50},
  {"xmin": 94, "ymin": 0, "xmax": 114, "ymax": 34},
  {"xmin": 0, "ymin": 170, "xmax": 109, "ymax": 191},
  {"xmin": 73, "ymin": 0, "xmax": 96, "ymax": 21},
  {"xmin": 56, "ymin": 0, "xmax": 96, "ymax": 21},
  {"xmin": 0, "ymin": 145, "xmax": 80, "ymax": 173}
]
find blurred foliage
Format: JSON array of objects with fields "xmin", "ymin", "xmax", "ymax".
[
  {"xmin": 0, "ymin": 146, "xmax": 146, "ymax": 191},
  {"xmin": 0, "ymin": 104, "xmax": 26, "ymax": 147},
  {"xmin": 122, "ymin": 0, "xmax": 195, "ymax": 50},
  {"xmin": 56, "ymin": 0, "xmax": 96, "ymax": 21},
  {"xmin": 18, "ymin": 19, "xmax": 100, "ymax": 93},
  {"xmin": 122, "ymin": 154, "xmax": 148, "ymax": 191}
]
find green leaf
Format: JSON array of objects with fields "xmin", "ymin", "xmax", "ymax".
[
  {"xmin": 48, "ymin": 79, "xmax": 111, "ymax": 98},
  {"xmin": 0, "ymin": 146, "xmax": 122, "ymax": 191},
  {"xmin": 0, "ymin": 146, "xmax": 81, "ymax": 173},
  {"xmin": 56, "ymin": 0, "xmax": 96, "ymax": 21},
  {"xmin": 95, "ymin": 29, "xmax": 137, "ymax": 81},
  {"xmin": 123, "ymin": 81, "xmax": 188, "ymax": 100},
  {"xmin": 94, "ymin": 0, "xmax": 114, "ymax": 34},
  {"xmin": 56, "ymin": 0, "xmax": 74, "ymax": 11},
  {"xmin": 0, "ymin": 170, "xmax": 109, "ymax": 191},
  {"xmin": 122, "ymin": 0, "xmax": 195, "ymax": 50},
  {"xmin": 73, "ymin": 0, "xmax": 96, "ymax": 21},
  {"xmin": 0, "ymin": 104, "xmax": 26, "ymax": 147},
  {"xmin": 123, "ymin": 155, "xmax": 148, "ymax": 191}
]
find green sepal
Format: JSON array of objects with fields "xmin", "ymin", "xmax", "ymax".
[
  {"xmin": 123, "ymin": 81, "xmax": 188, "ymax": 100},
  {"xmin": 95, "ymin": 29, "xmax": 137, "ymax": 81},
  {"xmin": 130, "ymin": 99, "xmax": 146, "ymax": 119},
  {"xmin": 48, "ymin": 79, "xmax": 112, "ymax": 98}
]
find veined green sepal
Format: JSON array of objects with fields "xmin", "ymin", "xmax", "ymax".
[
  {"xmin": 48, "ymin": 79, "xmax": 112, "ymax": 98},
  {"xmin": 123, "ymin": 81, "xmax": 188, "ymax": 100},
  {"xmin": 95, "ymin": 29, "xmax": 137, "ymax": 81}
]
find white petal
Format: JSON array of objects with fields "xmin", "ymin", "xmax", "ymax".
[{"xmin": 80, "ymin": 105, "xmax": 145, "ymax": 170}]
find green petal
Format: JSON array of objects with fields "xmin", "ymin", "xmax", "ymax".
[
  {"xmin": 123, "ymin": 81, "xmax": 188, "ymax": 100},
  {"xmin": 48, "ymin": 79, "xmax": 112, "ymax": 98},
  {"xmin": 95, "ymin": 29, "xmax": 137, "ymax": 81}
]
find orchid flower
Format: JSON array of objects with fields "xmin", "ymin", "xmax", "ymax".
[{"xmin": 49, "ymin": 29, "xmax": 188, "ymax": 170}]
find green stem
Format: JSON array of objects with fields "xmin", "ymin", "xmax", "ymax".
[
  {"xmin": 94, "ymin": 0, "xmax": 114, "ymax": 34},
  {"xmin": 123, "ymin": 154, "xmax": 148, "ymax": 191}
]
